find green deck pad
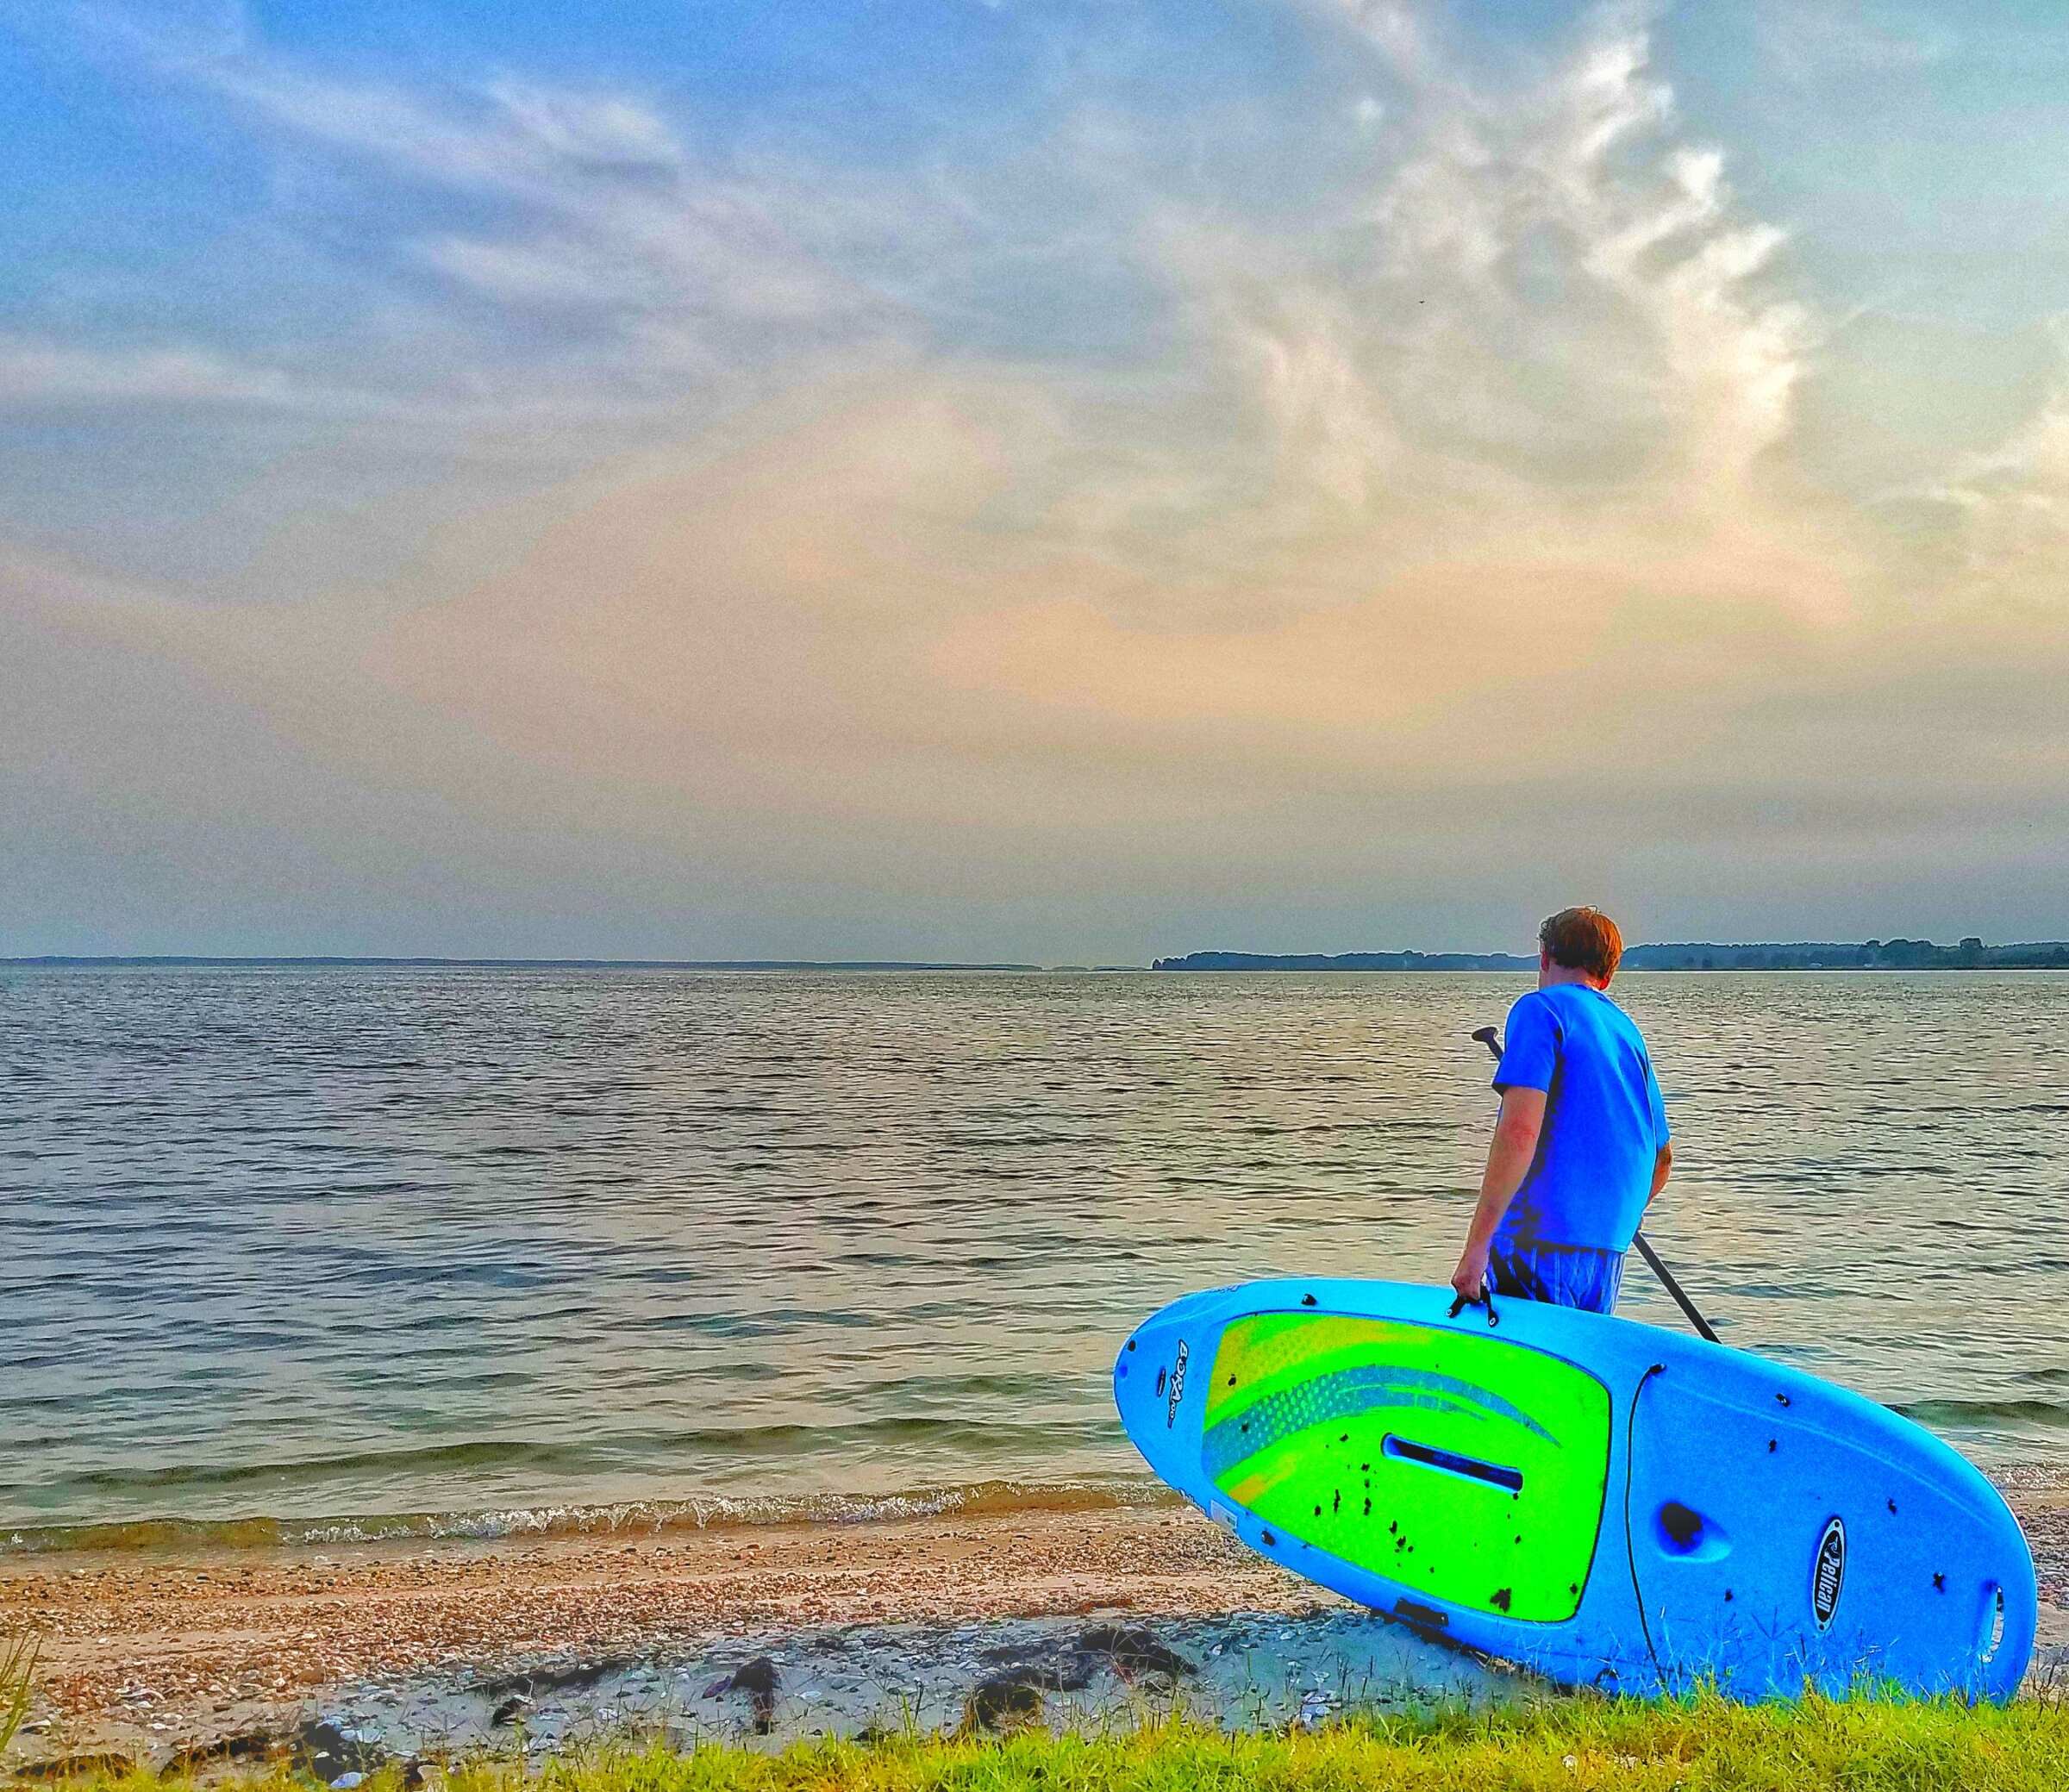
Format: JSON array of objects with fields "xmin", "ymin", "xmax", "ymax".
[{"xmin": 1203, "ymin": 1313, "xmax": 1611, "ymax": 1622}]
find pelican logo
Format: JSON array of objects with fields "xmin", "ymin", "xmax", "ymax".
[
  {"xmin": 1811, "ymin": 1516, "xmax": 1846, "ymax": 1631},
  {"xmin": 1165, "ymin": 1340, "xmax": 1188, "ymax": 1428}
]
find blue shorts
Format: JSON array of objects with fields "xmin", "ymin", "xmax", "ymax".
[{"xmin": 1488, "ymin": 1241, "xmax": 1625, "ymax": 1315}]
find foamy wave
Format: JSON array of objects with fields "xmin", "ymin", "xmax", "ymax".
[{"xmin": 2, "ymin": 1477, "xmax": 1177, "ymax": 1555}]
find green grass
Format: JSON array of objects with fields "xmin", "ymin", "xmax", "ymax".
[
  {"xmin": 1, "ymin": 1631, "xmax": 37, "ymax": 1758},
  {"xmin": 34, "ymin": 1695, "xmax": 2069, "ymax": 1792}
]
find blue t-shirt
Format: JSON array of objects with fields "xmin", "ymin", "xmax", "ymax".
[{"xmin": 1491, "ymin": 983, "xmax": 1669, "ymax": 1252}]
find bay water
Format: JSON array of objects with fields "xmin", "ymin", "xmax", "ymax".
[{"xmin": 3, "ymin": 966, "xmax": 2065, "ymax": 1550}]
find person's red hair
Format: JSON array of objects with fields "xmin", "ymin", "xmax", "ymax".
[{"xmin": 1540, "ymin": 907, "xmax": 1623, "ymax": 983}]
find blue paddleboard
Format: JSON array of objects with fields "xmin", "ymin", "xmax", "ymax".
[{"xmin": 1115, "ymin": 1277, "xmax": 2035, "ymax": 1701}]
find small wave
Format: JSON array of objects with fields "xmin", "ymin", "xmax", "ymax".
[
  {"xmin": 1896, "ymin": 1397, "xmax": 2069, "ymax": 1432},
  {"xmin": 0, "ymin": 1477, "xmax": 1177, "ymax": 1556},
  {"xmin": 37, "ymin": 1415, "xmax": 1106, "ymax": 1501}
]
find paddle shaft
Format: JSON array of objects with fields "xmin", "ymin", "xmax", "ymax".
[{"xmin": 1471, "ymin": 1027, "xmax": 1720, "ymax": 1342}]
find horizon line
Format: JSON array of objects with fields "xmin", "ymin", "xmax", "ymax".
[{"xmin": 9, "ymin": 934, "xmax": 2069, "ymax": 972}]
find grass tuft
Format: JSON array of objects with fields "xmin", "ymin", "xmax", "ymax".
[
  {"xmin": 1, "ymin": 1632, "xmax": 38, "ymax": 1760},
  {"xmin": 22, "ymin": 1692, "xmax": 2069, "ymax": 1792}
]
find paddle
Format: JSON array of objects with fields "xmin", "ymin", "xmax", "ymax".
[{"xmin": 1470, "ymin": 1026, "xmax": 1720, "ymax": 1343}]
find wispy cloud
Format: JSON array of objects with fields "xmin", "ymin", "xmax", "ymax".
[
  {"xmin": 0, "ymin": 337, "xmax": 300, "ymax": 406},
  {"xmin": 1758, "ymin": 2, "xmax": 1956, "ymax": 83}
]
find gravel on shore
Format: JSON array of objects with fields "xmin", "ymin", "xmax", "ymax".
[
  {"xmin": 4, "ymin": 1489, "xmax": 2064, "ymax": 1761},
  {"xmin": 3, "ymin": 1504, "xmax": 1322, "ymax": 1758}
]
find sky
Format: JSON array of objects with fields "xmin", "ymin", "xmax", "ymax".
[{"xmin": 4, "ymin": 0, "xmax": 2069, "ymax": 962}]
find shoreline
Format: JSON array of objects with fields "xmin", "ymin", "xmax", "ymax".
[
  {"xmin": 3, "ymin": 1503, "xmax": 1322, "ymax": 1761},
  {"xmin": 7, "ymin": 1491, "xmax": 2066, "ymax": 1764}
]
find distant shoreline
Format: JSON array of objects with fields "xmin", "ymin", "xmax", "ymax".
[{"xmin": 1154, "ymin": 939, "xmax": 2069, "ymax": 972}]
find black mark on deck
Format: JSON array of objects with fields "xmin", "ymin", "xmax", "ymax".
[{"xmin": 1491, "ymin": 1588, "xmax": 1512, "ymax": 1613}]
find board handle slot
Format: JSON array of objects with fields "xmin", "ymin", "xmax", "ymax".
[
  {"xmin": 1978, "ymin": 1583, "xmax": 2005, "ymax": 1665},
  {"xmin": 1382, "ymin": 1434, "xmax": 1524, "ymax": 1492}
]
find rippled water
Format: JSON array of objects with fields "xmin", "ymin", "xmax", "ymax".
[{"xmin": 3, "ymin": 966, "xmax": 2065, "ymax": 1549}]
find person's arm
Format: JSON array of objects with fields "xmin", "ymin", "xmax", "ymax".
[
  {"xmin": 1451, "ymin": 1086, "xmax": 1547, "ymax": 1302},
  {"xmin": 1643, "ymin": 1055, "xmax": 1672, "ymax": 1209}
]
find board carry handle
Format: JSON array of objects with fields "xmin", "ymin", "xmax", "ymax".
[
  {"xmin": 1447, "ymin": 1285, "xmax": 1500, "ymax": 1327},
  {"xmin": 1468, "ymin": 1025, "xmax": 1721, "ymax": 1343}
]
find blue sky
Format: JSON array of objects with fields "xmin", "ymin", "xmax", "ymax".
[{"xmin": 5, "ymin": 1, "xmax": 2069, "ymax": 958}]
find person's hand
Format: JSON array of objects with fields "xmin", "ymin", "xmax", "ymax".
[{"xmin": 1450, "ymin": 1243, "xmax": 1491, "ymax": 1306}]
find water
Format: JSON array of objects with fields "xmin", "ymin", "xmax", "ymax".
[{"xmin": 3, "ymin": 966, "xmax": 2065, "ymax": 1550}]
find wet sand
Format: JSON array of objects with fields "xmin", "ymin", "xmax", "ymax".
[{"xmin": 6, "ymin": 1492, "xmax": 2066, "ymax": 1763}]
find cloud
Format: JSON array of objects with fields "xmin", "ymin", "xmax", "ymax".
[
  {"xmin": 22, "ymin": 3, "xmax": 982, "ymax": 432},
  {"xmin": 185, "ymin": 43, "xmax": 986, "ymax": 385},
  {"xmin": 1758, "ymin": 3, "xmax": 1956, "ymax": 83},
  {"xmin": 1910, "ymin": 332, "xmax": 2069, "ymax": 603},
  {"xmin": 4, "ymin": 3, "xmax": 2069, "ymax": 952},
  {"xmin": 0, "ymin": 337, "xmax": 301, "ymax": 407}
]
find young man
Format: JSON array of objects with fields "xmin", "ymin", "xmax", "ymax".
[{"xmin": 1449, "ymin": 906, "xmax": 1671, "ymax": 1316}]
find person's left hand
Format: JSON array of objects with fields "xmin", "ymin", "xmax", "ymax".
[{"xmin": 1450, "ymin": 1244, "xmax": 1491, "ymax": 1306}]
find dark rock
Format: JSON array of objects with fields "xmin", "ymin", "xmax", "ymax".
[
  {"xmin": 490, "ymin": 1695, "xmax": 531, "ymax": 1728},
  {"xmin": 168, "ymin": 1730, "xmax": 284, "ymax": 1773},
  {"xmin": 703, "ymin": 1656, "xmax": 779, "ymax": 1734},
  {"xmin": 973, "ymin": 1645, "xmax": 1094, "ymax": 1693},
  {"xmin": 478, "ymin": 1656, "xmax": 631, "ymax": 1701},
  {"xmin": 963, "ymin": 1672, "xmax": 1046, "ymax": 1733},
  {"xmin": 1076, "ymin": 1625, "xmax": 1195, "ymax": 1682},
  {"xmin": 13, "ymin": 1754, "xmax": 136, "ymax": 1782},
  {"xmin": 293, "ymin": 1720, "xmax": 386, "ymax": 1782},
  {"xmin": 161, "ymin": 1720, "xmax": 381, "ymax": 1781}
]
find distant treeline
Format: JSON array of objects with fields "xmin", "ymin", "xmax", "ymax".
[{"xmin": 1153, "ymin": 939, "xmax": 2069, "ymax": 972}]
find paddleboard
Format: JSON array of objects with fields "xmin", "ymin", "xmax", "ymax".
[{"xmin": 1115, "ymin": 1277, "xmax": 2035, "ymax": 1701}]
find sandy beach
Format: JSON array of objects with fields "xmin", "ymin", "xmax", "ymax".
[
  {"xmin": 6, "ymin": 1487, "xmax": 2066, "ymax": 1766},
  {"xmin": 5, "ymin": 1503, "xmax": 1316, "ymax": 1760}
]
